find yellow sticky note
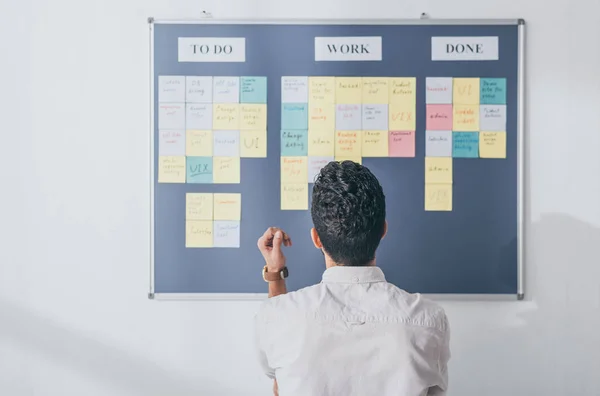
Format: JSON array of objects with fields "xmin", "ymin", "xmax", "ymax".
[
  {"xmin": 213, "ymin": 157, "xmax": 240, "ymax": 183},
  {"xmin": 453, "ymin": 105, "xmax": 480, "ymax": 131},
  {"xmin": 213, "ymin": 104, "xmax": 240, "ymax": 130},
  {"xmin": 186, "ymin": 193, "xmax": 213, "ymax": 220},
  {"xmin": 213, "ymin": 193, "xmax": 241, "ymax": 221},
  {"xmin": 479, "ymin": 131, "xmax": 507, "ymax": 158},
  {"xmin": 239, "ymin": 104, "xmax": 267, "ymax": 130},
  {"xmin": 453, "ymin": 78, "xmax": 480, "ymax": 105},
  {"xmin": 281, "ymin": 156, "xmax": 308, "ymax": 183},
  {"xmin": 158, "ymin": 156, "xmax": 186, "ymax": 183},
  {"xmin": 281, "ymin": 183, "xmax": 308, "ymax": 210},
  {"xmin": 186, "ymin": 130, "xmax": 213, "ymax": 156},
  {"xmin": 425, "ymin": 157, "xmax": 453, "ymax": 184},
  {"xmin": 336, "ymin": 77, "xmax": 362, "ymax": 104},
  {"xmin": 335, "ymin": 131, "xmax": 361, "ymax": 157},
  {"xmin": 362, "ymin": 78, "xmax": 389, "ymax": 104},
  {"xmin": 362, "ymin": 131, "xmax": 388, "ymax": 157},
  {"xmin": 309, "ymin": 77, "xmax": 335, "ymax": 103},
  {"xmin": 240, "ymin": 130, "xmax": 267, "ymax": 158},
  {"xmin": 186, "ymin": 220, "xmax": 213, "ymax": 248},
  {"xmin": 389, "ymin": 104, "xmax": 416, "ymax": 130},
  {"xmin": 308, "ymin": 103, "xmax": 335, "ymax": 131},
  {"xmin": 308, "ymin": 130, "xmax": 335, "ymax": 156},
  {"xmin": 389, "ymin": 78, "xmax": 416, "ymax": 106},
  {"xmin": 335, "ymin": 156, "xmax": 362, "ymax": 164},
  {"xmin": 425, "ymin": 184, "xmax": 453, "ymax": 211}
]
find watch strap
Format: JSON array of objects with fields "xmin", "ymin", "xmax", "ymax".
[{"xmin": 263, "ymin": 266, "xmax": 289, "ymax": 282}]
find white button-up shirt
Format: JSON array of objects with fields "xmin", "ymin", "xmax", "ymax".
[{"xmin": 255, "ymin": 266, "xmax": 450, "ymax": 396}]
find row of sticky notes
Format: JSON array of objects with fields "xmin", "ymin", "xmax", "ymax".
[
  {"xmin": 426, "ymin": 131, "xmax": 506, "ymax": 158},
  {"xmin": 426, "ymin": 104, "xmax": 506, "ymax": 132},
  {"xmin": 158, "ymin": 156, "xmax": 240, "ymax": 184},
  {"xmin": 186, "ymin": 193, "xmax": 241, "ymax": 221},
  {"xmin": 160, "ymin": 130, "xmax": 267, "ymax": 158},
  {"xmin": 159, "ymin": 103, "xmax": 267, "ymax": 131},
  {"xmin": 424, "ymin": 157, "xmax": 453, "ymax": 211},
  {"xmin": 185, "ymin": 193, "xmax": 241, "ymax": 248},
  {"xmin": 426, "ymin": 77, "xmax": 506, "ymax": 105},
  {"xmin": 159, "ymin": 76, "xmax": 267, "ymax": 104}
]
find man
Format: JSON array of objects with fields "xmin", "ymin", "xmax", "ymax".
[{"xmin": 255, "ymin": 161, "xmax": 450, "ymax": 396}]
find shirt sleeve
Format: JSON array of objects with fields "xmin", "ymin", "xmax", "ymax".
[
  {"xmin": 254, "ymin": 307, "xmax": 276, "ymax": 379},
  {"xmin": 428, "ymin": 313, "xmax": 451, "ymax": 396}
]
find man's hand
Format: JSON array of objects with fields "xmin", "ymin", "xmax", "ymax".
[
  {"xmin": 257, "ymin": 227, "xmax": 292, "ymax": 272},
  {"xmin": 273, "ymin": 379, "xmax": 279, "ymax": 396}
]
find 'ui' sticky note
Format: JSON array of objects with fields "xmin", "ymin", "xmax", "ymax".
[
  {"xmin": 281, "ymin": 103, "xmax": 308, "ymax": 130},
  {"xmin": 362, "ymin": 105, "xmax": 388, "ymax": 130},
  {"xmin": 240, "ymin": 104, "xmax": 267, "ymax": 130},
  {"xmin": 425, "ymin": 157, "xmax": 453, "ymax": 183},
  {"xmin": 335, "ymin": 131, "xmax": 361, "ymax": 157},
  {"xmin": 453, "ymin": 78, "xmax": 480, "ymax": 105},
  {"xmin": 213, "ymin": 104, "xmax": 240, "ymax": 130},
  {"xmin": 425, "ymin": 184, "xmax": 453, "ymax": 211},
  {"xmin": 186, "ymin": 220, "xmax": 213, "ymax": 248},
  {"xmin": 213, "ymin": 157, "xmax": 241, "ymax": 184},
  {"xmin": 480, "ymin": 105, "xmax": 506, "ymax": 131},
  {"xmin": 362, "ymin": 131, "xmax": 389, "ymax": 157},
  {"xmin": 308, "ymin": 130, "xmax": 335, "ymax": 156},
  {"xmin": 281, "ymin": 183, "xmax": 308, "ymax": 210},
  {"xmin": 213, "ymin": 221, "xmax": 241, "ymax": 248},
  {"xmin": 362, "ymin": 78, "xmax": 389, "ymax": 104},
  {"xmin": 282, "ymin": 76, "xmax": 309, "ymax": 103},
  {"xmin": 425, "ymin": 77, "xmax": 452, "ymax": 104},
  {"xmin": 186, "ymin": 76, "xmax": 212, "ymax": 103},
  {"xmin": 213, "ymin": 193, "xmax": 241, "ymax": 221},
  {"xmin": 389, "ymin": 131, "xmax": 415, "ymax": 157},
  {"xmin": 158, "ymin": 156, "xmax": 186, "ymax": 183},
  {"xmin": 186, "ymin": 130, "xmax": 212, "ymax": 157},
  {"xmin": 281, "ymin": 130, "xmax": 308, "ymax": 156},
  {"xmin": 213, "ymin": 130, "xmax": 240, "ymax": 157},
  {"xmin": 479, "ymin": 131, "xmax": 507, "ymax": 158},
  {"xmin": 240, "ymin": 76, "xmax": 267, "ymax": 104},
  {"xmin": 159, "ymin": 76, "xmax": 185, "ymax": 103},
  {"xmin": 453, "ymin": 105, "xmax": 479, "ymax": 131},
  {"xmin": 186, "ymin": 193, "xmax": 213, "ymax": 220},
  {"xmin": 281, "ymin": 156, "xmax": 308, "ymax": 183},
  {"xmin": 159, "ymin": 103, "xmax": 185, "ymax": 130},
  {"xmin": 425, "ymin": 130, "xmax": 452, "ymax": 157},
  {"xmin": 426, "ymin": 104, "xmax": 453, "ymax": 130},
  {"xmin": 389, "ymin": 105, "xmax": 416, "ymax": 131},
  {"xmin": 308, "ymin": 103, "xmax": 335, "ymax": 131},
  {"xmin": 336, "ymin": 77, "xmax": 362, "ymax": 104},
  {"xmin": 480, "ymin": 78, "xmax": 506, "ymax": 105},
  {"xmin": 452, "ymin": 132, "xmax": 479, "ymax": 158},
  {"xmin": 186, "ymin": 104, "xmax": 212, "ymax": 130},
  {"xmin": 336, "ymin": 104, "xmax": 362, "ymax": 130},
  {"xmin": 308, "ymin": 156, "xmax": 333, "ymax": 183},
  {"xmin": 213, "ymin": 77, "xmax": 240, "ymax": 103},
  {"xmin": 186, "ymin": 156, "xmax": 213, "ymax": 183},
  {"xmin": 240, "ymin": 130, "xmax": 267, "ymax": 158},
  {"xmin": 309, "ymin": 77, "xmax": 335, "ymax": 103},
  {"xmin": 159, "ymin": 130, "xmax": 185, "ymax": 156},
  {"xmin": 389, "ymin": 78, "xmax": 416, "ymax": 106}
]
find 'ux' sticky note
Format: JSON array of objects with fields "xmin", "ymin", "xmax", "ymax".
[
  {"xmin": 308, "ymin": 130, "xmax": 335, "ymax": 156},
  {"xmin": 213, "ymin": 193, "xmax": 241, "ymax": 221},
  {"xmin": 213, "ymin": 157, "xmax": 241, "ymax": 183},
  {"xmin": 362, "ymin": 131, "xmax": 388, "ymax": 157},
  {"xmin": 281, "ymin": 156, "xmax": 308, "ymax": 183},
  {"xmin": 240, "ymin": 76, "xmax": 267, "ymax": 104},
  {"xmin": 425, "ymin": 157, "xmax": 453, "ymax": 183},
  {"xmin": 389, "ymin": 131, "xmax": 415, "ymax": 157},
  {"xmin": 281, "ymin": 183, "xmax": 308, "ymax": 210},
  {"xmin": 479, "ymin": 131, "xmax": 506, "ymax": 158},
  {"xmin": 186, "ymin": 156, "xmax": 213, "ymax": 183},
  {"xmin": 281, "ymin": 103, "xmax": 308, "ymax": 130},
  {"xmin": 453, "ymin": 78, "xmax": 480, "ymax": 105},
  {"xmin": 213, "ymin": 104, "xmax": 240, "ymax": 130},
  {"xmin": 389, "ymin": 104, "xmax": 416, "ymax": 130},
  {"xmin": 158, "ymin": 156, "xmax": 186, "ymax": 183},
  {"xmin": 186, "ymin": 193, "xmax": 213, "ymax": 220},
  {"xmin": 186, "ymin": 221, "xmax": 213, "ymax": 248},
  {"xmin": 240, "ymin": 130, "xmax": 267, "ymax": 158},
  {"xmin": 336, "ymin": 77, "xmax": 362, "ymax": 104},
  {"xmin": 452, "ymin": 132, "xmax": 479, "ymax": 158},
  {"xmin": 362, "ymin": 78, "xmax": 389, "ymax": 104},
  {"xmin": 453, "ymin": 105, "xmax": 479, "ymax": 131},
  {"xmin": 281, "ymin": 130, "xmax": 308, "ymax": 156},
  {"xmin": 425, "ymin": 184, "xmax": 453, "ymax": 211},
  {"xmin": 186, "ymin": 130, "xmax": 212, "ymax": 157},
  {"xmin": 240, "ymin": 104, "xmax": 267, "ymax": 130}
]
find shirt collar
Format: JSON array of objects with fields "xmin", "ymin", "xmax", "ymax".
[{"xmin": 321, "ymin": 266, "xmax": 386, "ymax": 284}]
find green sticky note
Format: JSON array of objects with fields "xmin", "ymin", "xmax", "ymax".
[{"xmin": 240, "ymin": 77, "xmax": 267, "ymax": 104}]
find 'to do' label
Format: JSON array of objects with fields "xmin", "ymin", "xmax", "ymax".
[{"xmin": 178, "ymin": 37, "xmax": 246, "ymax": 62}]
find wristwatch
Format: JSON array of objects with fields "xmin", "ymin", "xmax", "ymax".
[{"xmin": 263, "ymin": 265, "xmax": 289, "ymax": 282}]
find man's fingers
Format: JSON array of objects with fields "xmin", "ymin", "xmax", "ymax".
[{"xmin": 263, "ymin": 227, "xmax": 292, "ymax": 247}]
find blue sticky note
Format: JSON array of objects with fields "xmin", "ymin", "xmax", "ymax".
[
  {"xmin": 453, "ymin": 132, "xmax": 479, "ymax": 158},
  {"xmin": 186, "ymin": 157, "xmax": 213, "ymax": 183},
  {"xmin": 281, "ymin": 103, "xmax": 308, "ymax": 129},
  {"xmin": 480, "ymin": 78, "xmax": 506, "ymax": 104},
  {"xmin": 214, "ymin": 221, "xmax": 240, "ymax": 248},
  {"xmin": 281, "ymin": 130, "xmax": 308, "ymax": 156},
  {"xmin": 240, "ymin": 76, "xmax": 267, "ymax": 103}
]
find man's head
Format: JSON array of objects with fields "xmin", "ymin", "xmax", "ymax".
[{"xmin": 311, "ymin": 161, "xmax": 387, "ymax": 267}]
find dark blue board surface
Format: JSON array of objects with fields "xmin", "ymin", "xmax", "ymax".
[{"xmin": 152, "ymin": 22, "xmax": 520, "ymax": 295}]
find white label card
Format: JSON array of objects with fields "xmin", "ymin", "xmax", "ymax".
[
  {"xmin": 431, "ymin": 37, "xmax": 499, "ymax": 61},
  {"xmin": 178, "ymin": 38, "xmax": 246, "ymax": 62},
  {"xmin": 315, "ymin": 37, "xmax": 382, "ymax": 61}
]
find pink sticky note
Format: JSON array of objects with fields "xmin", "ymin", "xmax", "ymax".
[
  {"xmin": 426, "ymin": 104, "xmax": 453, "ymax": 130},
  {"xmin": 389, "ymin": 131, "xmax": 415, "ymax": 157}
]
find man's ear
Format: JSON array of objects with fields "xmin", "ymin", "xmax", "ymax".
[
  {"xmin": 382, "ymin": 221, "xmax": 388, "ymax": 239},
  {"xmin": 310, "ymin": 228, "xmax": 323, "ymax": 249}
]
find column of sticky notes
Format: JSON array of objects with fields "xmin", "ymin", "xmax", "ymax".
[{"xmin": 185, "ymin": 193, "xmax": 241, "ymax": 248}]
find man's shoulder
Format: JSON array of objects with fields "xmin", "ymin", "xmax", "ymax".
[
  {"xmin": 385, "ymin": 283, "xmax": 449, "ymax": 331},
  {"xmin": 255, "ymin": 283, "xmax": 325, "ymax": 320}
]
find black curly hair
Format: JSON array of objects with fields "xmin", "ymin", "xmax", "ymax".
[{"xmin": 311, "ymin": 160, "xmax": 386, "ymax": 266}]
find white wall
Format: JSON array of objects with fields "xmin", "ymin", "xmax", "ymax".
[{"xmin": 1, "ymin": 0, "xmax": 599, "ymax": 395}]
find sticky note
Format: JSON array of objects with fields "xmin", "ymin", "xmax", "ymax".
[
  {"xmin": 186, "ymin": 156, "xmax": 213, "ymax": 183},
  {"xmin": 336, "ymin": 77, "xmax": 362, "ymax": 104},
  {"xmin": 362, "ymin": 104, "xmax": 388, "ymax": 130},
  {"xmin": 362, "ymin": 131, "xmax": 388, "ymax": 157},
  {"xmin": 213, "ymin": 193, "xmax": 241, "ymax": 221},
  {"xmin": 426, "ymin": 77, "xmax": 452, "ymax": 104},
  {"xmin": 479, "ymin": 131, "xmax": 507, "ymax": 158},
  {"xmin": 308, "ymin": 103, "xmax": 335, "ymax": 131},
  {"xmin": 480, "ymin": 105, "xmax": 506, "ymax": 131},
  {"xmin": 158, "ymin": 76, "xmax": 185, "ymax": 103},
  {"xmin": 453, "ymin": 105, "xmax": 479, "ymax": 131},
  {"xmin": 213, "ymin": 221, "xmax": 241, "ymax": 248},
  {"xmin": 213, "ymin": 130, "xmax": 240, "ymax": 157},
  {"xmin": 425, "ymin": 184, "xmax": 453, "ymax": 211},
  {"xmin": 308, "ymin": 130, "xmax": 335, "ymax": 156},
  {"xmin": 240, "ymin": 130, "xmax": 267, "ymax": 158},
  {"xmin": 282, "ymin": 76, "xmax": 309, "ymax": 103},
  {"xmin": 480, "ymin": 78, "xmax": 506, "ymax": 104},
  {"xmin": 158, "ymin": 156, "xmax": 186, "ymax": 183},
  {"xmin": 426, "ymin": 104, "xmax": 453, "ymax": 130},
  {"xmin": 425, "ymin": 157, "xmax": 452, "ymax": 183},
  {"xmin": 362, "ymin": 78, "xmax": 389, "ymax": 104},
  {"xmin": 185, "ymin": 76, "xmax": 213, "ymax": 103},
  {"xmin": 240, "ymin": 76, "xmax": 267, "ymax": 103},
  {"xmin": 281, "ymin": 156, "xmax": 308, "ymax": 183},
  {"xmin": 159, "ymin": 130, "xmax": 185, "ymax": 156},
  {"xmin": 186, "ymin": 193, "xmax": 213, "ymax": 220},
  {"xmin": 281, "ymin": 103, "xmax": 308, "ymax": 130},
  {"xmin": 335, "ymin": 131, "xmax": 361, "ymax": 157},
  {"xmin": 308, "ymin": 156, "xmax": 333, "ymax": 183},
  {"xmin": 240, "ymin": 104, "xmax": 267, "ymax": 130},
  {"xmin": 335, "ymin": 156, "xmax": 362, "ymax": 164},
  {"xmin": 389, "ymin": 131, "xmax": 415, "ymax": 157},
  {"xmin": 453, "ymin": 78, "xmax": 480, "ymax": 105},
  {"xmin": 336, "ymin": 104, "xmax": 362, "ymax": 130},
  {"xmin": 213, "ymin": 157, "xmax": 240, "ymax": 184},
  {"xmin": 186, "ymin": 221, "xmax": 213, "ymax": 248},
  {"xmin": 309, "ymin": 77, "xmax": 335, "ymax": 103},
  {"xmin": 389, "ymin": 104, "xmax": 416, "ymax": 130},
  {"xmin": 159, "ymin": 103, "xmax": 185, "ymax": 129},
  {"xmin": 281, "ymin": 130, "xmax": 308, "ymax": 156},
  {"xmin": 453, "ymin": 132, "xmax": 479, "ymax": 158},
  {"xmin": 425, "ymin": 130, "xmax": 452, "ymax": 157},
  {"xmin": 281, "ymin": 183, "xmax": 308, "ymax": 210},
  {"xmin": 389, "ymin": 78, "xmax": 416, "ymax": 106},
  {"xmin": 213, "ymin": 104, "xmax": 240, "ymax": 130},
  {"xmin": 186, "ymin": 130, "xmax": 212, "ymax": 157},
  {"xmin": 213, "ymin": 77, "xmax": 240, "ymax": 103},
  {"xmin": 186, "ymin": 104, "xmax": 212, "ymax": 130}
]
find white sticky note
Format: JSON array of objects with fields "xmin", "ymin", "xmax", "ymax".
[
  {"xmin": 480, "ymin": 105, "xmax": 507, "ymax": 131},
  {"xmin": 336, "ymin": 104, "xmax": 362, "ymax": 130},
  {"xmin": 362, "ymin": 104, "xmax": 388, "ymax": 130},
  {"xmin": 186, "ymin": 76, "xmax": 213, "ymax": 103},
  {"xmin": 213, "ymin": 77, "xmax": 240, "ymax": 103},
  {"xmin": 308, "ymin": 156, "xmax": 333, "ymax": 183},
  {"xmin": 213, "ymin": 130, "xmax": 240, "ymax": 157},
  {"xmin": 158, "ymin": 76, "xmax": 185, "ymax": 103},
  {"xmin": 426, "ymin": 77, "xmax": 453, "ymax": 104},
  {"xmin": 214, "ymin": 221, "xmax": 241, "ymax": 248},
  {"xmin": 282, "ymin": 77, "xmax": 309, "ymax": 103},
  {"xmin": 425, "ymin": 130, "xmax": 453, "ymax": 157},
  {"xmin": 159, "ymin": 130, "xmax": 185, "ymax": 156},
  {"xmin": 185, "ymin": 104, "xmax": 212, "ymax": 130},
  {"xmin": 158, "ymin": 103, "xmax": 185, "ymax": 129}
]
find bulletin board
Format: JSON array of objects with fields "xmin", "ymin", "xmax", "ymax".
[{"xmin": 149, "ymin": 19, "xmax": 525, "ymax": 300}]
